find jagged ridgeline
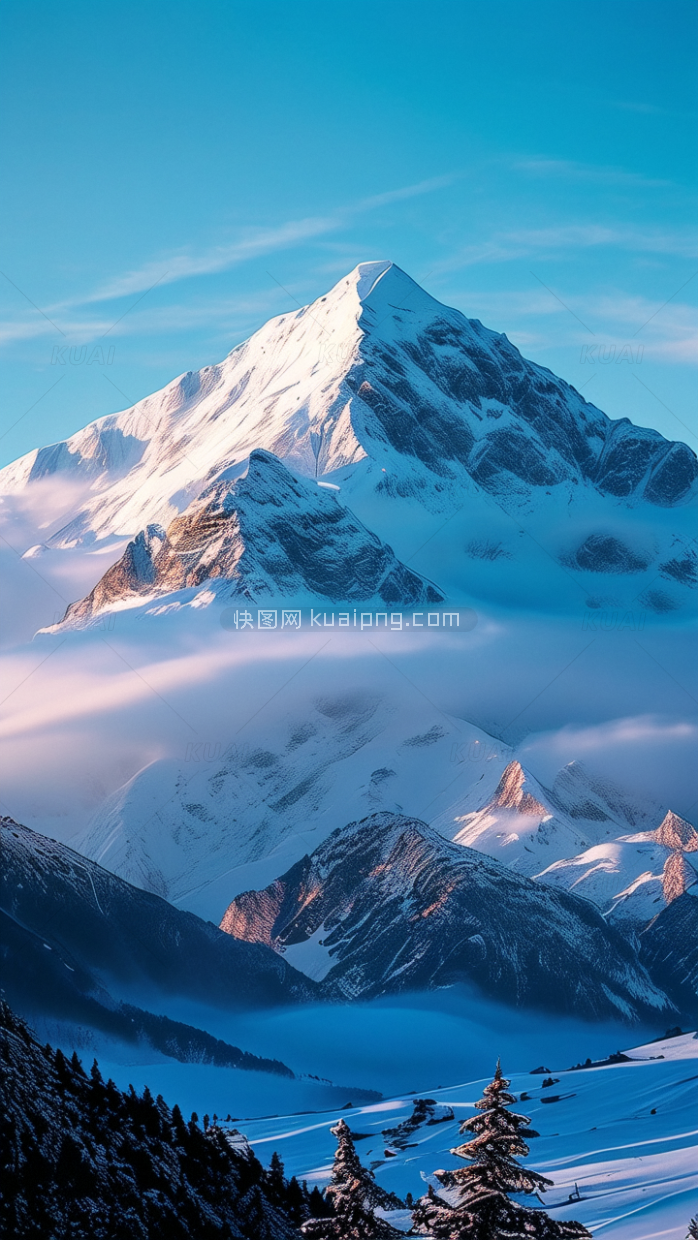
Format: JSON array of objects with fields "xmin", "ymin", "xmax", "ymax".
[{"xmin": 2, "ymin": 260, "xmax": 694, "ymax": 626}]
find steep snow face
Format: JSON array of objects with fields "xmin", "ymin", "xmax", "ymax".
[
  {"xmin": 74, "ymin": 696, "xmax": 505, "ymax": 920},
  {"xmin": 444, "ymin": 761, "xmax": 596, "ymax": 876},
  {"xmin": 220, "ymin": 810, "xmax": 671, "ymax": 1021},
  {"xmin": 1, "ymin": 262, "xmax": 695, "ymax": 556},
  {"xmin": 53, "ymin": 449, "xmax": 442, "ymax": 627},
  {"xmin": 549, "ymin": 761, "xmax": 664, "ymax": 833},
  {"xmin": 0, "ymin": 263, "xmax": 384, "ymax": 543}
]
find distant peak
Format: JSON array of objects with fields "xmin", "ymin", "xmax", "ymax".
[
  {"xmin": 654, "ymin": 810, "xmax": 698, "ymax": 851},
  {"xmin": 491, "ymin": 761, "xmax": 547, "ymax": 816}
]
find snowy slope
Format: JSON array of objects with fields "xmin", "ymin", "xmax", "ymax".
[
  {"xmin": 537, "ymin": 810, "xmax": 698, "ymax": 929},
  {"xmin": 236, "ymin": 1032, "xmax": 698, "ymax": 1240},
  {"xmin": 439, "ymin": 760, "xmax": 612, "ymax": 877},
  {"xmin": 220, "ymin": 810, "xmax": 672, "ymax": 1022},
  {"xmin": 428, "ymin": 760, "xmax": 698, "ymax": 937},
  {"xmin": 73, "ymin": 686, "xmax": 694, "ymax": 946},
  {"xmin": 74, "ymin": 693, "xmax": 508, "ymax": 919},
  {"xmin": 3, "ymin": 261, "xmax": 694, "ymax": 532},
  {"xmin": 0, "ymin": 1004, "xmax": 303, "ymax": 1240},
  {"xmin": 434, "ymin": 759, "xmax": 666, "ymax": 870}
]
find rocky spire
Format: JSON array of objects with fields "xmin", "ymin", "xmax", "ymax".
[{"xmin": 654, "ymin": 811, "xmax": 698, "ymax": 852}]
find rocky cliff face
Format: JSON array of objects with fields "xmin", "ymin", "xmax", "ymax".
[
  {"xmin": 220, "ymin": 811, "xmax": 672, "ymax": 1022},
  {"xmin": 57, "ymin": 449, "xmax": 442, "ymax": 626},
  {"xmin": 653, "ymin": 810, "xmax": 698, "ymax": 851},
  {"xmin": 3, "ymin": 263, "xmax": 695, "ymax": 545}
]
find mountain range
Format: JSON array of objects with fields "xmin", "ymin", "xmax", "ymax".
[
  {"xmin": 0, "ymin": 812, "xmax": 678, "ymax": 1029},
  {"xmin": 1, "ymin": 260, "xmax": 695, "ymax": 1067},
  {"xmin": 435, "ymin": 760, "xmax": 698, "ymax": 927}
]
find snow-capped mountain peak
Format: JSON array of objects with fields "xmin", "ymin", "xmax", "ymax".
[
  {"xmin": 219, "ymin": 809, "xmax": 672, "ymax": 1020},
  {"xmin": 2, "ymin": 261, "xmax": 695, "ymax": 563}
]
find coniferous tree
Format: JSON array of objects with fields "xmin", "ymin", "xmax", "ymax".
[
  {"xmin": 287, "ymin": 1176, "xmax": 308, "ymax": 1225},
  {"xmin": 0, "ymin": 1002, "xmax": 303, "ymax": 1239},
  {"xmin": 267, "ymin": 1150, "xmax": 288, "ymax": 1206},
  {"xmin": 301, "ymin": 1118, "xmax": 402, "ymax": 1239},
  {"xmin": 307, "ymin": 1185, "xmax": 332, "ymax": 1219},
  {"xmin": 687, "ymin": 1218, "xmax": 698, "ymax": 1240},
  {"xmin": 412, "ymin": 1061, "xmax": 592, "ymax": 1239}
]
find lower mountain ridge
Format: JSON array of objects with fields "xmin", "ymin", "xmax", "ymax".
[
  {"xmin": 0, "ymin": 817, "xmax": 317, "ymax": 1065},
  {"xmin": 53, "ymin": 449, "xmax": 443, "ymax": 628},
  {"xmin": 220, "ymin": 811, "xmax": 673, "ymax": 1022},
  {"xmin": 639, "ymin": 892, "xmax": 698, "ymax": 1013}
]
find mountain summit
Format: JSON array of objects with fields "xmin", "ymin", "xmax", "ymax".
[{"xmin": 3, "ymin": 262, "xmax": 696, "ymax": 617}]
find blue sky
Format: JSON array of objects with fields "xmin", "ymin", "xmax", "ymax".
[{"xmin": 1, "ymin": 0, "xmax": 696, "ymax": 467}]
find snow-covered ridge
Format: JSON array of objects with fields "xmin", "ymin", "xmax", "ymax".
[
  {"xmin": 1, "ymin": 261, "xmax": 695, "ymax": 537},
  {"xmin": 435, "ymin": 760, "xmax": 698, "ymax": 931},
  {"xmin": 220, "ymin": 809, "xmax": 672, "ymax": 1022},
  {"xmin": 3, "ymin": 261, "xmax": 696, "ymax": 621}
]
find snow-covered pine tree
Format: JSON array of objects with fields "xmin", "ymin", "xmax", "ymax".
[
  {"xmin": 412, "ymin": 1061, "xmax": 592, "ymax": 1239},
  {"xmin": 301, "ymin": 1118, "xmax": 402, "ymax": 1239}
]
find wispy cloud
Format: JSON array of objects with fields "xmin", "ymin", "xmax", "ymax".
[
  {"xmin": 610, "ymin": 100, "xmax": 667, "ymax": 116},
  {"xmin": 515, "ymin": 157, "xmax": 673, "ymax": 189},
  {"xmin": 355, "ymin": 174, "xmax": 459, "ymax": 211},
  {"xmin": 438, "ymin": 224, "xmax": 697, "ymax": 272},
  {"xmin": 85, "ymin": 216, "xmax": 340, "ymax": 304},
  {"xmin": 0, "ymin": 173, "xmax": 459, "ymax": 350},
  {"xmin": 79, "ymin": 174, "xmax": 458, "ymax": 306},
  {"xmin": 0, "ymin": 290, "xmax": 288, "ymax": 349},
  {"xmin": 442, "ymin": 284, "xmax": 698, "ymax": 366}
]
